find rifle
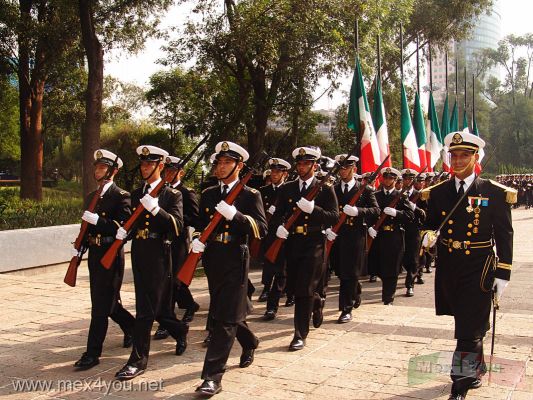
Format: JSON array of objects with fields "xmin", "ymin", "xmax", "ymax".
[
  {"xmin": 177, "ymin": 153, "xmax": 268, "ymax": 286},
  {"xmin": 264, "ymin": 144, "xmax": 358, "ymax": 264},
  {"xmin": 100, "ymin": 134, "xmax": 210, "ymax": 269},
  {"xmin": 366, "ymin": 166, "xmax": 427, "ymax": 253},
  {"xmin": 64, "ymin": 156, "xmax": 118, "ymax": 287},
  {"xmin": 249, "ymin": 162, "xmax": 298, "ymax": 259},
  {"xmin": 325, "ymin": 155, "xmax": 390, "ymax": 258}
]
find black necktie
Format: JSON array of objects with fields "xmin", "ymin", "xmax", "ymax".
[
  {"xmin": 458, "ymin": 180, "xmax": 465, "ymax": 197},
  {"xmin": 301, "ymin": 182, "xmax": 307, "ymax": 194},
  {"xmin": 143, "ymin": 184, "xmax": 150, "ymax": 196},
  {"xmin": 221, "ymin": 184, "xmax": 229, "ymax": 197},
  {"xmin": 344, "ymin": 183, "xmax": 349, "ymax": 194}
]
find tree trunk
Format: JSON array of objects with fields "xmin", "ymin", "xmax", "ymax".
[
  {"xmin": 18, "ymin": 0, "xmax": 44, "ymax": 201},
  {"xmin": 79, "ymin": 0, "xmax": 103, "ymax": 198},
  {"xmin": 249, "ymin": 69, "xmax": 268, "ymax": 158}
]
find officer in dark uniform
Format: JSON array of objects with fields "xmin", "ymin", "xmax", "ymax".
[
  {"xmin": 326, "ymin": 154, "xmax": 379, "ymax": 323},
  {"xmin": 259, "ymin": 157, "xmax": 290, "ymax": 320},
  {"xmin": 367, "ymin": 167, "xmax": 414, "ymax": 305},
  {"xmin": 401, "ymin": 169, "xmax": 426, "ymax": 297},
  {"xmin": 421, "ymin": 131, "xmax": 516, "ymax": 400},
  {"xmin": 153, "ymin": 156, "xmax": 200, "ymax": 340},
  {"xmin": 73, "ymin": 149, "xmax": 135, "ymax": 370},
  {"xmin": 193, "ymin": 141, "xmax": 267, "ymax": 396},
  {"xmin": 114, "ymin": 145, "xmax": 189, "ymax": 380},
  {"xmin": 271, "ymin": 146, "xmax": 339, "ymax": 351}
]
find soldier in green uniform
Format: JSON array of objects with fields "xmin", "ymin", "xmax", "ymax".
[
  {"xmin": 421, "ymin": 131, "xmax": 516, "ymax": 400},
  {"xmin": 73, "ymin": 149, "xmax": 135, "ymax": 370}
]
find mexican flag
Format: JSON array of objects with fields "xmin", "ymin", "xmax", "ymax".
[
  {"xmin": 400, "ymin": 83, "xmax": 420, "ymax": 170},
  {"xmin": 426, "ymin": 92, "xmax": 442, "ymax": 170},
  {"xmin": 413, "ymin": 92, "xmax": 428, "ymax": 171},
  {"xmin": 372, "ymin": 74, "xmax": 391, "ymax": 167},
  {"xmin": 347, "ymin": 58, "xmax": 381, "ymax": 173},
  {"xmin": 440, "ymin": 93, "xmax": 451, "ymax": 171},
  {"xmin": 462, "ymin": 108, "xmax": 469, "ymax": 132}
]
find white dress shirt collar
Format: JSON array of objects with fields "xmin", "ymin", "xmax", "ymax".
[{"xmin": 455, "ymin": 172, "xmax": 476, "ymax": 192}]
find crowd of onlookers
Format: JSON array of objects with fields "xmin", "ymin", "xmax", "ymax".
[{"xmin": 496, "ymin": 174, "xmax": 533, "ymax": 209}]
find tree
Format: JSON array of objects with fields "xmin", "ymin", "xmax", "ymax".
[
  {"xmin": 0, "ymin": 74, "xmax": 20, "ymax": 167},
  {"xmin": 165, "ymin": 0, "xmax": 492, "ymax": 160},
  {"xmin": 77, "ymin": 0, "xmax": 173, "ymax": 197},
  {"xmin": 0, "ymin": 0, "xmax": 79, "ymax": 200}
]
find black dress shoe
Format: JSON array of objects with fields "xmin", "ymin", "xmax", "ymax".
[
  {"xmin": 289, "ymin": 337, "xmax": 305, "ymax": 351},
  {"xmin": 406, "ymin": 287, "xmax": 414, "ymax": 297},
  {"xmin": 263, "ymin": 309, "xmax": 276, "ymax": 321},
  {"xmin": 470, "ymin": 378, "xmax": 482, "ymax": 389},
  {"xmin": 74, "ymin": 353, "xmax": 99, "ymax": 370},
  {"xmin": 202, "ymin": 332, "xmax": 212, "ymax": 348},
  {"xmin": 258, "ymin": 289, "xmax": 269, "ymax": 302},
  {"xmin": 115, "ymin": 364, "xmax": 145, "ymax": 381},
  {"xmin": 312, "ymin": 299, "xmax": 325, "ymax": 328},
  {"xmin": 448, "ymin": 394, "xmax": 465, "ymax": 400},
  {"xmin": 195, "ymin": 379, "xmax": 222, "ymax": 396},
  {"xmin": 123, "ymin": 333, "xmax": 133, "ymax": 348},
  {"xmin": 353, "ymin": 295, "xmax": 362, "ymax": 309},
  {"xmin": 416, "ymin": 276, "xmax": 425, "ymax": 284},
  {"xmin": 183, "ymin": 302, "xmax": 200, "ymax": 323},
  {"xmin": 285, "ymin": 295, "xmax": 295, "ymax": 307},
  {"xmin": 384, "ymin": 301, "xmax": 394, "ymax": 306},
  {"xmin": 239, "ymin": 348, "xmax": 255, "ymax": 368},
  {"xmin": 337, "ymin": 312, "xmax": 352, "ymax": 324},
  {"xmin": 369, "ymin": 275, "xmax": 377, "ymax": 282},
  {"xmin": 425, "ymin": 267, "xmax": 432, "ymax": 273},
  {"xmin": 175, "ymin": 334, "xmax": 187, "ymax": 356},
  {"xmin": 153, "ymin": 327, "xmax": 169, "ymax": 340}
]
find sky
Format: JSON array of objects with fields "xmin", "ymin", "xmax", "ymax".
[{"xmin": 105, "ymin": 0, "xmax": 533, "ymax": 112}]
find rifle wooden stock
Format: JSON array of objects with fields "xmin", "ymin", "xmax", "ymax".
[
  {"xmin": 177, "ymin": 170, "xmax": 255, "ymax": 286},
  {"xmin": 64, "ymin": 180, "xmax": 108, "ymax": 287},
  {"xmin": 264, "ymin": 183, "xmax": 323, "ymax": 264},
  {"xmin": 100, "ymin": 169, "xmax": 177, "ymax": 269},
  {"xmin": 324, "ymin": 185, "xmax": 366, "ymax": 258}
]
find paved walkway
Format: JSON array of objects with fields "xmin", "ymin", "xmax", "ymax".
[{"xmin": 0, "ymin": 209, "xmax": 532, "ymax": 400}]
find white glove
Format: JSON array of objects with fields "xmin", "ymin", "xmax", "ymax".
[
  {"xmin": 116, "ymin": 227, "xmax": 128, "ymax": 240},
  {"xmin": 421, "ymin": 231, "xmax": 437, "ymax": 248},
  {"xmin": 267, "ymin": 205, "xmax": 276, "ymax": 215},
  {"xmin": 71, "ymin": 247, "xmax": 79, "ymax": 257},
  {"xmin": 140, "ymin": 194, "xmax": 160, "ymax": 216},
  {"xmin": 408, "ymin": 201, "xmax": 417, "ymax": 211},
  {"xmin": 325, "ymin": 228, "xmax": 337, "ymax": 241},
  {"xmin": 296, "ymin": 198, "xmax": 315, "ymax": 214},
  {"xmin": 493, "ymin": 278, "xmax": 509, "ymax": 302},
  {"xmin": 368, "ymin": 227, "xmax": 378, "ymax": 239},
  {"xmin": 215, "ymin": 200, "xmax": 237, "ymax": 220},
  {"xmin": 81, "ymin": 211, "xmax": 99, "ymax": 225},
  {"xmin": 191, "ymin": 238, "xmax": 206, "ymax": 253},
  {"xmin": 343, "ymin": 204, "xmax": 359, "ymax": 217},
  {"xmin": 276, "ymin": 225, "xmax": 289, "ymax": 239},
  {"xmin": 383, "ymin": 207, "xmax": 397, "ymax": 217}
]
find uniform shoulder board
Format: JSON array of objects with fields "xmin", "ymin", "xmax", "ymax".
[
  {"xmin": 489, "ymin": 179, "xmax": 518, "ymax": 204},
  {"xmin": 201, "ymin": 187, "xmax": 210, "ymax": 194},
  {"xmin": 249, "ymin": 187, "xmax": 258, "ymax": 194},
  {"xmin": 119, "ymin": 190, "xmax": 128, "ymax": 195},
  {"xmin": 171, "ymin": 188, "xmax": 179, "ymax": 194},
  {"xmin": 420, "ymin": 179, "xmax": 447, "ymax": 201}
]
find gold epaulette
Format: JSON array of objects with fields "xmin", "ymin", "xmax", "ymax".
[
  {"xmin": 119, "ymin": 190, "xmax": 128, "ymax": 195},
  {"xmin": 420, "ymin": 179, "xmax": 447, "ymax": 201},
  {"xmin": 489, "ymin": 180, "xmax": 518, "ymax": 204}
]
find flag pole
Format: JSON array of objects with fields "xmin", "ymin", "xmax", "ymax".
[
  {"xmin": 472, "ymin": 74, "xmax": 475, "ymax": 132},
  {"xmin": 354, "ymin": 18, "xmax": 361, "ymax": 169},
  {"xmin": 464, "ymin": 65, "xmax": 467, "ymax": 123},
  {"xmin": 455, "ymin": 58, "xmax": 459, "ymax": 100},
  {"xmin": 400, "ymin": 23, "xmax": 404, "ymax": 81},
  {"xmin": 416, "ymin": 34, "xmax": 420, "ymax": 95},
  {"xmin": 429, "ymin": 41, "xmax": 433, "ymax": 92},
  {"xmin": 445, "ymin": 51, "xmax": 449, "ymax": 94},
  {"xmin": 377, "ymin": 33, "xmax": 382, "ymax": 82}
]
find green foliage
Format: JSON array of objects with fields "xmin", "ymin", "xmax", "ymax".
[
  {"xmin": 0, "ymin": 184, "xmax": 82, "ymax": 231},
  {"xmin": 0, "ymin": 74, "xmax": 19, "ymax": 165}
]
